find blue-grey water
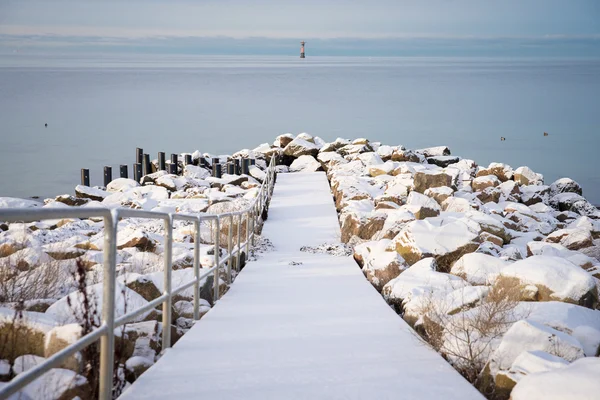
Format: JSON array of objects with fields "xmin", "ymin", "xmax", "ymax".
[{"xmin": 0, "ymin": 54, "xmax": 599, "ymax": 204}]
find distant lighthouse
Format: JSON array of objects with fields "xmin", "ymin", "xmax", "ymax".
[{"xmin": 300, "ymin": 41, "xmax": 306, "ymax": 58}]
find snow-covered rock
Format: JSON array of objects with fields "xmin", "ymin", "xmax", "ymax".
[
  {"xmin": 498, "ymin": 255, "xmax": 597, "ymax": 307},
  {"xmin": 273, "ymin": 133, "xmax": 295, "ymax": 148},
  {"xmin": 511, "ymin": 357, "xmax": 600, "ymax": 400},
  {"xmin": 472, "ymin": 174, "xmax": 501, "ymax": 192},
  {"xmin": 75, "ymin": 185, "xmax": 108, "ymax": 201},
  {"xmin": 394, "ymin": 216, "xmax": 481, "ymax": 271},
  {"xmin": 545, "ymin": 228, "xmax": 594, "ymax": 250},
  {"xmin": 382, "ymin": 258, "xmax": 468, "ymax": 314},
  {"xmin": 289, "ymin": 155, "xmax": 322, "ymax": 173},
  {"xmin": 450, "ymin": 253, "xmax": 510, "ymax": 285},
  {"xmin": 354, "ymin": 240, "xmax": 407, "ymax": 291},
  {"xmin": 283, "ymin": 137, "xmax": 320, "ymax": 158},
  {"xmin": 514, "ymin": 166, "xmax": 544, "ymax": 186},
  {"xmin": 0, "ymin": 197, "xmax": 41, "ymax": 209},
  {"xmin": 549, "ymin": 177, "xmax": 583, "ymax": 197},
  {"xmin": 404, "ymin": 191, "xmax": 441, "ymax": 219},
  {"xmin": 45, "ymin": 282, "xmax": 151, "ymax": 325},
  {"xmin": 476, "ymin": 163, "xmax": 514, "ymax": 182},
  {"xmin": 413, "ymin": 170, "xmax": 453, "ymax": 193},
  {"xmin": 106, "ymin": 178, "xmax": 140, "ymax": 193}
]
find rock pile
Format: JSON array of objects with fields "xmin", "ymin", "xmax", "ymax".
[
  {"xmin": 276, "ymin": 133, "xmax": 600, "ymax": 399},
  {"xmin": 0, "ymin": 149, "xmax": 273, "ymax": 395}
]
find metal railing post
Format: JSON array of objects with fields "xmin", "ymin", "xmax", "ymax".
[
  {"xmin": 98, "ymin": 211, "xmax": 118, "ymax": 400},
  {"xmin": 236, "ymin": 213, "xmax": 242, "ymax": 272},
  {"xmin": 214, "ymin": 217, "xmax": 221, "ymax": 301},
  {"xmin": 227, "ymin": 215, "xmax": 233, "ymax": 284},
  {"xmin": 245, "ymin": 210, "xmax": 251, "ymax": 257},
  {"xmin": 162, "ymin": 215, "xmax": 173, "ymax": 351},
  {"xmin": 193, "ymin": 219, "xmax": 201, "ymax": 320}
]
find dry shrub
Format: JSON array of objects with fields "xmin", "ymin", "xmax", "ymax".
[{"xmin": 417, "ymin": 278, "xmax": 525, "ymax": 385}]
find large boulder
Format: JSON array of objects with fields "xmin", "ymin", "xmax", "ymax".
[
  {"xmin": 485, "ymin": 320, "xmax": 585, "ymax": 398},
  {"xmin": 339, "ymin": 202, "xmax": 387, "ymax": 243},
  {"xmin": 404, "ymin": 191, "xmax": 441, "ymax": 220},
  {"xmin": 44, "ymin": 324, "xmax": 83, "ymax": 371},
  {"xmin": 0, "ymin": 308, "xmax": 57, "ymax": 361},
  {"xmin": 381, "ymin": 258, "xmax": 468, "ymax": 313},
  {"xmin": 511, "ymin": 357, "xmax": 600, "ymax": 400},
  {"xmin": 283, "ymin": 138, "xmax": 320, "ymax": 158},
  {"xmin": 424, "ymin": 186, "xmax": 454, "ymax": 205},
  {"xmin": 476, "ymin": 163, "xmax": 514, "ymax": 182},
  {"xmin": 497, "ymin": 255, "xmax": 598, "ymax": 307},
  {"xmin": 355, "ymin": 240, "xmax": 407, "ymax": 291},
  {"xmin": 394, "ymin": 216, "xmax": 481, "ymax": 272},
  {"xmin": 549, "ymin": 177, "xmax": 583, "ymax": 197},
  {"xmin": 545, "ymin": 228, "xmax": 594, "ymax": 251},
  {"xmin": 472, "ymin": 175, "xmax": 501, "ymax": 192},
  {"xmin": 74, "ymin": 185, "xmax": 108, "ymax": 202},
  {"xmin": 413, "ymin": 170, "xmax": 453, "ymax": 193},
  {"xmin": 514, "ymin": 166, "xmax": 544, "ymax": 186},
  {"xmin": 289, "ymin": 155, "xmax": 322, "ymax": 173},
  {"xmin": 450, "ymin": 252, "xmax": 510, "ymax": 285},
  {"xmin": 415, "ymin": 146, "xmax": 451, "ymax": 157},
  {"xmin": 273, "ymin": 133, "xmax": 295, "ymax": 148}
]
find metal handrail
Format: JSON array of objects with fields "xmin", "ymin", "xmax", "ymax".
[{"xmin": 0, "ymin": 156, "xmax": 277, "ymax": 399}]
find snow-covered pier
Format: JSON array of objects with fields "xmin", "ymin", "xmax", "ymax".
[{"xmin": 120, "ymin": 172, "xmax": 482, "ymax": 399}]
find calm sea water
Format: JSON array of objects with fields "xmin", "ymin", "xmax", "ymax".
[{"xmin": 0, "ymin": 54, "xmax": 599, "ymax": 204}]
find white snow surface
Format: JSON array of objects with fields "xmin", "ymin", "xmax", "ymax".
[
  {"xmin": 511, "ymin": 357, "xmax": 600, "ymax": 400},
  {"xmin": 121, "ymin": 172, "xmax": 482, "ymax": 400}
]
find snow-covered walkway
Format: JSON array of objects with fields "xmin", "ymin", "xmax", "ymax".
[{"xmin": 120, "ymin": 172, "xmax": 483, "ymax": 399}]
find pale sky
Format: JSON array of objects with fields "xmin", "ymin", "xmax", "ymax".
[{"xmin": 0, "ymin": 0, "xmax": 599, "ymax": 55}]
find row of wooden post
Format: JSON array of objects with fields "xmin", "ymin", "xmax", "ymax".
[{"xmin": 80, "ymin": 147, "xmax": 256, "ymax": 187}]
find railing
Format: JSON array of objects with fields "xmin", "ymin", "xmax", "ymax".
[{"xmin": 0, "ymin": 156, "xmax": 276, "ymax": 400}]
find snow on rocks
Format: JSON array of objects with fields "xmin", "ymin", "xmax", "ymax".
[
  {"xmin": 283, "ymin": 137, "xmax": 320, "ymax": 158},
  {"xmin": 45, "ymin": 281, "xmax": 151, "ymax": 325},
  {"xmin": 289, "ymin": 155, "xmax": 322, "ymax": 173},
  {"xmin": 354, "ymin": 239, "xmax": 407, "ymax": 291},
  {"xmin": 513, "ymin": 166, "xmax": 544, "ymax": 186},
  {"xmin": 394, "ymin": 216, "xmax": 481, "ymax": 271},
  {"xmin": 511, "ymin": 357, "xmax": 600, "ymax": 400},
  {"xmin": 106, "ymin": 178, "xmax": 140, "ymax": 193},
  {"xmin": 413, "ymin": 169, "xmax": 453, "ymax": 193},
  {"xmin": 476, "ymin": 163, "xmax": 514, "ymax": 182},
  {"xmin": 74, "ymin": 185, "xmax": 108, "ymax": 202},
  {"xmin": 404, "ymin": 191, "xmax": 441, "ymax": 219},
  {"xmin": 450, "ymin": 253, "xmax": 511, "ymax": 285},
  {"xmin": 497, "ymin": 255, "xmax": 597, "ymax": 307},
  {"xmin": 480, "ymin": 319, "xmax": 585, "ymax": 397}
]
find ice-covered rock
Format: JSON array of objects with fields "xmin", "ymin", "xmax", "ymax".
[{"xmin": 511, "ymin": 357, "xmax": 600, "ymax": 400}]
